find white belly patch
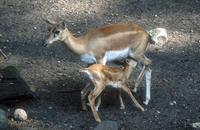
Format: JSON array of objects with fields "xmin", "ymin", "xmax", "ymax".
[
  {"xmin": 80, "ymin": 48, "xmax": 131, "ymax": 64},
  {"xmin": 104, "ymin": 48, "xmax": 130, "ymax": 62}
]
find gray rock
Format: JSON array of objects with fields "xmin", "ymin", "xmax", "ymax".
[
  {"xmin": 14, "ymin": 108, "xmax": 28, "ymax": 121},
  {"xmin": 0, "ymin": 109, "xmax": 8, "ymax": 129},
  {"xmin": 191, "ymin": 122, "xmax": 200, "ymax": 129},
  {"xmin": 94, "ymin": 120, "xmax": 118, "ymax": 130}
]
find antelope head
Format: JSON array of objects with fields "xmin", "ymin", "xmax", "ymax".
[{"xmin": 45, "ymin": 19, "xmax": 70, "ymax": 45}]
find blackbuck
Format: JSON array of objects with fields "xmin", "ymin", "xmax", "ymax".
[
  {"xmin": 80, "ymin": 59, "xmax": 144, "ymax": 122},
  {"xmin": 45, "ymin": 19, "xmax": 168, "ymax": 105}
]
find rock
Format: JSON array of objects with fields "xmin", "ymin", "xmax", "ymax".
[
  {"xmin": 191, "ymin": 122, "xmax": 200, "ymax": 129},
  {"xmin": 94, "ymin": 120, "xmax": 118, "ymax": 130},
  {"xmin": 14, "ymin": 108, "xmax": 28, "ymax": 121},
  {"xmin": 169, "ymin": 101, "xmax": 177, "ymax": 106},
  {"xmin": 0, "ymin": 109, "xmax": 8, "ymax": 129}
]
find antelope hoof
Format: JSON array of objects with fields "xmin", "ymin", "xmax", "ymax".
[
  {"xmin": 120, "ymin": 105, "xmax": 125, "ymax": 110},
  {"xmin": 143, "ymin": 99, "xmax": 150, "ymax": 105}
]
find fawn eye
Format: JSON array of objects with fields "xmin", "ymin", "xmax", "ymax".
[
  {"xmin": 53, "ymin": 31, "xmax": 60, "ymax": 37},
  {"xmin": 55, "ymin": 31, "xmax": 60, "ymax": 34}
]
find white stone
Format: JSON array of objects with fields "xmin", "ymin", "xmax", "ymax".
[
  {"xmin": 192, "ymin": 122, "xmax": 200, "ymax": 129},
  {"xmin": 14, "ymin": 108, "xmax": 28, "ymax": 121}
]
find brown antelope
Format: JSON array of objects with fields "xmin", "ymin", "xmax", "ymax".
[
  {"xmin": 45, "ymin": 19, "xmax": 167, "ymax": 105},
  {"xmin": 80, "ymin": 59, "xmax": 144, "ymax": 122}
]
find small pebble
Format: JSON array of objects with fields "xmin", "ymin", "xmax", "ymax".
[
  {"xmin": 169, "ymin": 101, "xmax": 176, "ymax": 106},
  {"xmin": 14, "ymin": 108, "xmax": 28, "ymax": 121},
  {"xmin": 156, "ymin": 110, "xmax": 161, "ymax": 114},
  {"xmin": 48, "ymin": 106, "xmax": 53, "ymax": 110}
]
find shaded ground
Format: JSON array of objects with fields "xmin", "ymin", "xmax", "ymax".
[{"xmin": 0, "ymin": 0, "xmax": 200, "ymax": 129}]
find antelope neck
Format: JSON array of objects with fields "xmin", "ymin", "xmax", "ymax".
[{"xmin": 64, "ymin": 29, "xmax": 86, "ymax": 54}]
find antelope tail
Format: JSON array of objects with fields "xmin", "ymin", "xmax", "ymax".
[{"xmin": 147, "ymin": 28, "xmax": 168, "ymax": 45}]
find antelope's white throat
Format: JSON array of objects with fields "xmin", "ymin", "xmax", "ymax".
[{"xmin": 80, "ymin": 48, "xmax": 132, "ymax": 64}]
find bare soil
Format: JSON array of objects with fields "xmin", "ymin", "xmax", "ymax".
[{"xmin": 0, "ymin": 0, "xmax": 200, "ymax": 129}]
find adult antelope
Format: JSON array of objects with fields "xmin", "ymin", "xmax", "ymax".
[
  {"xmin": 45, "ymin": 19, "xmax": 167, "ymax": 105},
  {"xmin": 80, "ymin": 59, "xmax": 144, "ymax": 122}
]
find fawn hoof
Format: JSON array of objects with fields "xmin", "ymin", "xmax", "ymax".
[
  {"xmin": 86, "ymin": 102, "xmax": 90, "ymax": 107},
  {"xmin": 141, "ymin": 107, "xmax": 145, "ymax": 112},
  {"xmin": 133, "ymin": 88, "xmax": 137, "ymax": 93},
  {"xmin": 96, "ymin": 118, "xmax": 101, "ymax": 123},
  {"xmin": 82, "ymin": 106, "xmax": 88, "ymax": 111}
]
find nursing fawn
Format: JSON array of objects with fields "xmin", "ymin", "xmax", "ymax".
[{"xmin": 80, "ymin": 59, "xmax": 144, "ymax": 122}]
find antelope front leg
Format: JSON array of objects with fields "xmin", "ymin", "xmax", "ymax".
[
  {"xmin": 88, "ymin": 84, "xmax": 104, "ymax": 122},
  {"xmin": 144, "ymin": 68, "xmax": 152, "ymax": 105},
  {"xmin": 134, "ymin": 63, "xmax": 152, "ymax": 105},
  {"xmin": 131, "ymin": 55, "xmax": 151, "ymax": 92}
]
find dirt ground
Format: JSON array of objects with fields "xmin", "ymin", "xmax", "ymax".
[{"xmin": 0, "ymin": 0, "xmax": 200, "ymax": 129}]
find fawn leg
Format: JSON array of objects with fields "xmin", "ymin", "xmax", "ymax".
[
  {"xmin": 120, "ymin": 84, "xmax": 144, "ymax": 111},
  {"xmin": 88, "ymin": 84, "xmax": 105, "ymax": 122},
  {"xmin": 118, "ymin": 89, "xmax": 125, "ymax": 109},
  {"xmin": 81, "ymin": 82, "xmax": 91, "ymax": 110}
]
